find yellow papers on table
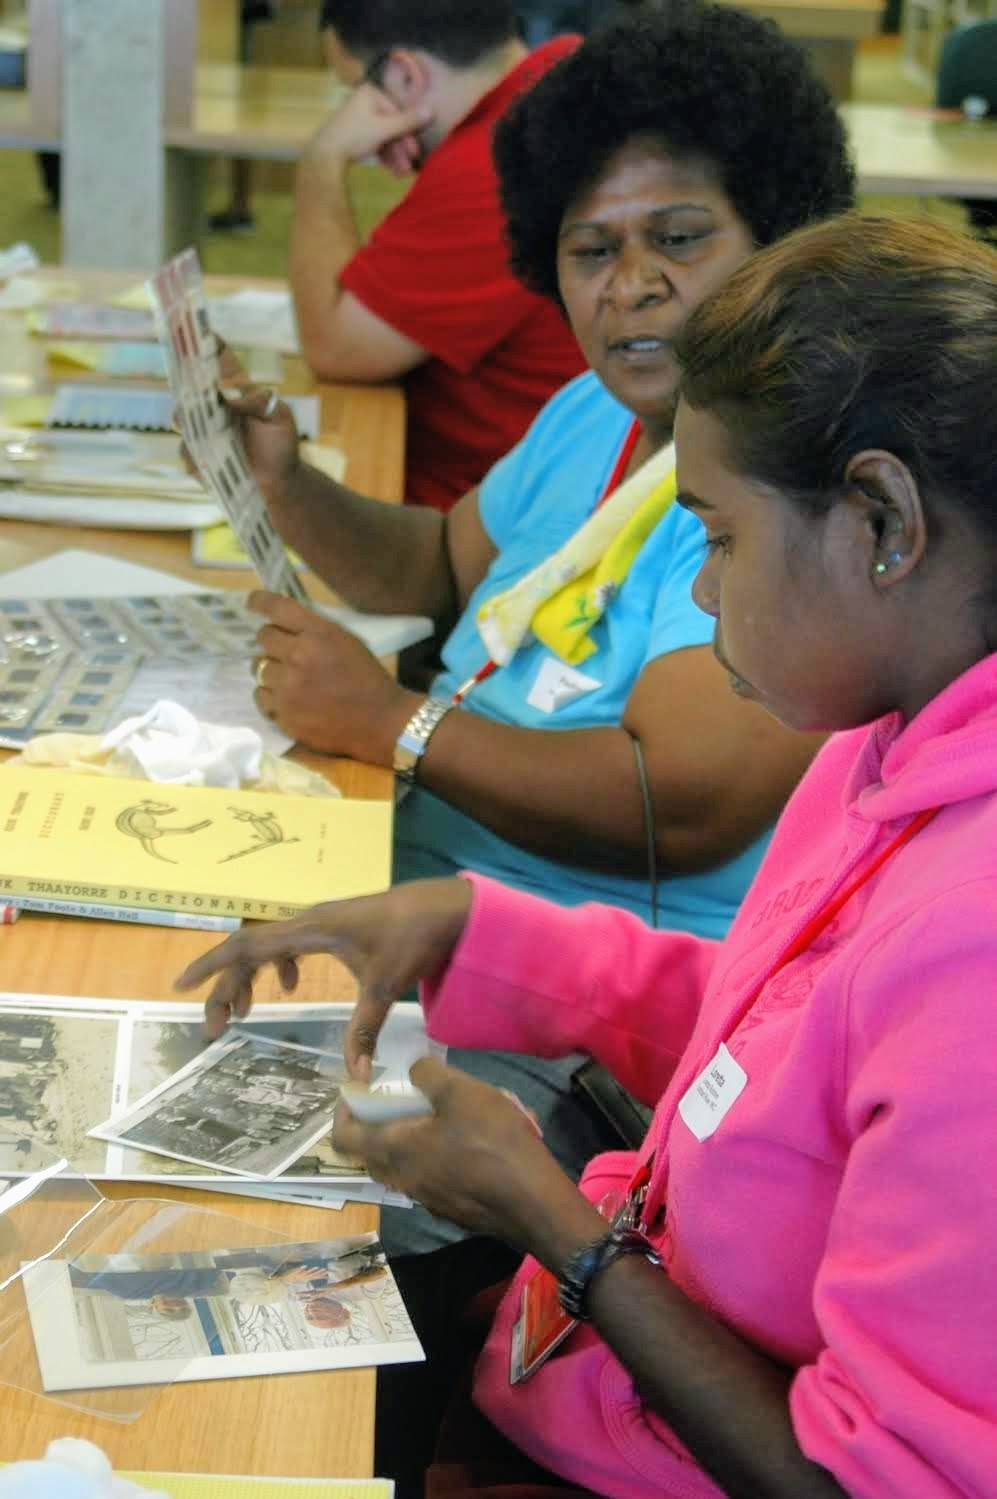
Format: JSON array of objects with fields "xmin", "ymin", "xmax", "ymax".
[
  {"xmin": 121, "ymin": 1475, "xmax": 393, "ymax": 1497},
  {"xmin": 193, "ymin": 443, "xmax": 346, "ymax": 571},
  {"xmin": 0, "ymin": 394, "xmax": 52, "ymax": 427},
  {"xmin": 45, "ymin": 339, "xmax": 169, "ymax": 379},
  {"xmin": 0, "ymin": 767, "xmax": 391, "ymax": 920},
  {"xmin": 112, "ymin": 281, "xmax": 156, "ymax": 309}
]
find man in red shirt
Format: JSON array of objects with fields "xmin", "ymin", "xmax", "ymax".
[{"xmin": 299, "ymin": 3, "xmax": 585, "ymax": 511}]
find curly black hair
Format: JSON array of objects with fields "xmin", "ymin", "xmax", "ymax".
[{"xmin": 494, "ymin": 3, "xmax": 856, "ymax": 302}]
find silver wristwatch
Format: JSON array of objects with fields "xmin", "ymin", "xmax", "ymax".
[{"xmin": 392, "ymin": 695, "xmax": 455, "ymax": 783}]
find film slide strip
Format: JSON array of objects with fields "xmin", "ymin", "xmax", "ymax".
[
  {"xmin": 148, "ymin": 249, "xmax": 308, "ymax": 604},
  {"xmin": 0, "ymin": 592, "xmax": 262, "ymax": 740}
]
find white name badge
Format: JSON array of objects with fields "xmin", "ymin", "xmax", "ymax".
[
  {"xmin": 526, "ymin": 656, "xmax": 601, "ymax": 714},
  {"xmin": 678, "ymin": 1044, "xmax": 747, "ymax": 1141}
]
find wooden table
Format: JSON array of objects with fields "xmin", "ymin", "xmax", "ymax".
[
  {"xmin": 164, "ymin": 79, "xmax": 995, "ymax": 214},
  {"xmin": 23, "ymin": 50, "xmax": 997, "ymax": 217},
  {"xmin": 841, "ymin": 102, "xmax": 997, "ymax": 198},
  {"xmin": 167, "ymin": 64, "xmax": 344, "ymax": 161},
  {"xmin": 718, "ymin": 0, "xmax": 884, "ymax": 97},
  {"xmin": 168, "ymin": 68, "xmax": 997, "ymax": 205},
  {"xmin": 0, "ymin": 273, "xmax": 406, "ymax": 1478}
]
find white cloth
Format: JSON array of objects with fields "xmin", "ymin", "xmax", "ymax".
[
  {"xmin": 0, "ymin": 1438, "xmax": 168, "ymax": 1499},
  {"xmin": 17, "ymin": 699, "xmax": 340, "ymax": 796},
  {"xmin": 101, "ymin": 699, "xmax": 264, "ymax": 788}
]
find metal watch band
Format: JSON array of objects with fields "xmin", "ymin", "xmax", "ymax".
[
  {"xmin": 557, "ymin": 1226, "xmax": 662, "ymax": 1321},
  {"xmin": 392, "ymin": 695, "xmax": 455, "ymax": 783}
]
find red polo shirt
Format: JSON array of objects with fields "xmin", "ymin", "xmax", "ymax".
[{"xmin": 340, "ymin": 38, "xmax": 585, "ymax": 511}]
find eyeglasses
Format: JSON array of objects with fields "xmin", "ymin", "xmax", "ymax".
[{"xmin": 361, "ymin": 49, "xmax": 393, "ymax": 90}]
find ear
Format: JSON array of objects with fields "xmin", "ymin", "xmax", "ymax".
[
  {"xmin": 383, "ymin": 47, "xmax": 432, "ymax": 107},
  {"xmin": 844, "ymin": 449, "xmax": 927, "ymax": 590}
]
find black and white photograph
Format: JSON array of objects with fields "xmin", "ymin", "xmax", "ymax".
[
  {"xmin": 121, "ymin": 1013, "xmax": 368, "ymax": 1181},
  {"xmin": 89, "ymin": 1031, "xmax": 356, "ymax": 1179},
  {"xmin": 0, "ymin": 1008, "xmax": 118, "ymax": 1175},
  {"xmin": 0, "ymin": 994, "xmax": 436, "ymax": 1189}
]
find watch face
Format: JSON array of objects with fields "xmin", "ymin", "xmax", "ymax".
[
  {"xmin": 393, "ymin": 746, "xmax": 419, "ymax": 778},
  {"xmin": 559, "ymin": 1227, "xmax": 660, "ymax": 1320}
]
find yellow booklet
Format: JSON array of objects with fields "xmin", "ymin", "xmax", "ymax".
[
  {"xmin": 121, "ymin": 1475, "xmax": 392, "ymax": 1497},
  {"xmin": 0, "ymin": 767, "xmax": 391, "ymax": 920}
]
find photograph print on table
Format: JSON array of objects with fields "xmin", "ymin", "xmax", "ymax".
[
  {"xmin": 0, "ymin": 1007, "xmax": 118, "ymax": 1175},
  {"xmin": 0, "ymin": 997, "xmax": 420, "ymax": 1186},
  {"xmin": 24, "ymin": 1232, "xmax": 424, "ymax": 1392},
  {"xmin": 89, "ymin": 1030, "xmax": 359, "ymax": 1179}
]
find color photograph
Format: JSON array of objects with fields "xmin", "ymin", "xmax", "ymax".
[{"xmin": 25, "ymin": 1234, "xmax": 424, "ymax": 1393}]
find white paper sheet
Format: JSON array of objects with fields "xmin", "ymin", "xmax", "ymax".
[
  {"xmin": 206, "ymin": 288, "xmax": 301, "ymax": 355},
  {"xmin": 0, "ymin": 491, "xmax": 222, "ymax": 531},
  {"xmin": 0, "ymin": 549, "xmax": 433, "ymax": 658}
]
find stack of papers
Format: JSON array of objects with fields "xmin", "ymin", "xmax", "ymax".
[
  {"xmin": 0, "ymin": 426, "xmax": 218, "ymax": 531},
  {"xmin": 0, "ymin": 992, "xmax": 434, "ymax": 1210}
]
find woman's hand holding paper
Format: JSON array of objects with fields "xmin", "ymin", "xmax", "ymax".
[
  {"xmin": 333, "ymin": 1057, "xmax": 603, "ymax": 1255},
  {"xmin": 215, "ymin": 345, "xmax": 302, "ymax": 495},
  {"xmin": 250, "ymin": 590, "xmax": 420, "ymax": 759}
]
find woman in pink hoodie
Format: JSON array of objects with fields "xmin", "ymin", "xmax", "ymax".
[{"xmin": 181, "ymin": 217, "xmax": 997, "ymax": 1498}]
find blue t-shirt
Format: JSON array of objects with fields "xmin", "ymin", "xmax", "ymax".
[{"xmin": 394, "ymin": 372, "xmax": 771, "ymax": 937}]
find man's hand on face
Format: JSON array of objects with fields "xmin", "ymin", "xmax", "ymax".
[{"xmin": 305, "ymin": 85, "xmax": 433, "ymax": 173}]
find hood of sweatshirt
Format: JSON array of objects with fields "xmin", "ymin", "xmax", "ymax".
[{"xmin": 846, "ymin": 652, "xmax": 997, "ymax": 823}]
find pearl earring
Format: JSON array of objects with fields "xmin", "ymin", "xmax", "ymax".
[{"xmin": 875, "ymin": 551, "xmax": 902, "ymax": 576}]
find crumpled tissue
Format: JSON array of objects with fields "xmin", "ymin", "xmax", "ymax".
[
  {"xmin": 0, "ymin": 1437, "xmax": 168, "ymax": 1499},
  {"xmin": 14, "ymin": 699, "xmax": 338, "ymax": 798}
]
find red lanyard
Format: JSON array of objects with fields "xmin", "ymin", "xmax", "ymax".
[
  {"xmin": 625, "ymin": 805, "xmax": 940, "ymax": 1206},
  {"xmin": 716, "ymin": 805, "xmax": 938, "ymax": 1048},
  {"xmin": 452, "ymin": 420, "xmax": 642, "ymax": 705},
  {"xmin": 598, "ymin": 419, "xmax": 642, "ymax": 505}
]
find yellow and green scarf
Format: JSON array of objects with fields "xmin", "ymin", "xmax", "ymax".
[{"xmin": 477, "ymin": 441, "xmax": 677, "ymax": 667}]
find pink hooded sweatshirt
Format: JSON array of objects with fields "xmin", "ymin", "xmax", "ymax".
[{"xmin": 421, "ymin": 653, "xmax": 997, "ymax": 1498}]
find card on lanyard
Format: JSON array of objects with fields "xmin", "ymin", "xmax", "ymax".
[
  {"xmin": 510, "ymin": 1188, "xmax": 628, "ymax": 1385},
  {"xmin": 509, "ymin": 1260, "xmax": 576, "ymax": 1384}
]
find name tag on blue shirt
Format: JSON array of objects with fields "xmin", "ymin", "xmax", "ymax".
[{"xmin": 526, "ymin": 656, "xmax": 601, "ymax": 714}]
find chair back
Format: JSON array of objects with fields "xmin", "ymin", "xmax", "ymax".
[{"xmin": 937, "ymin": 18, "xmax": 997, "ymax": 114}]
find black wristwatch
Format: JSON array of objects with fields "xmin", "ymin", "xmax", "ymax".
[{"xmin": 557, "ymin": 1226, "xmax": 662, "ymax": 1321}]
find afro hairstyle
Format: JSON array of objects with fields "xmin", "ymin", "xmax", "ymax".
[{"xmin": 494, "ymin": 2, "xmax": 856, "ymax": 303}]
